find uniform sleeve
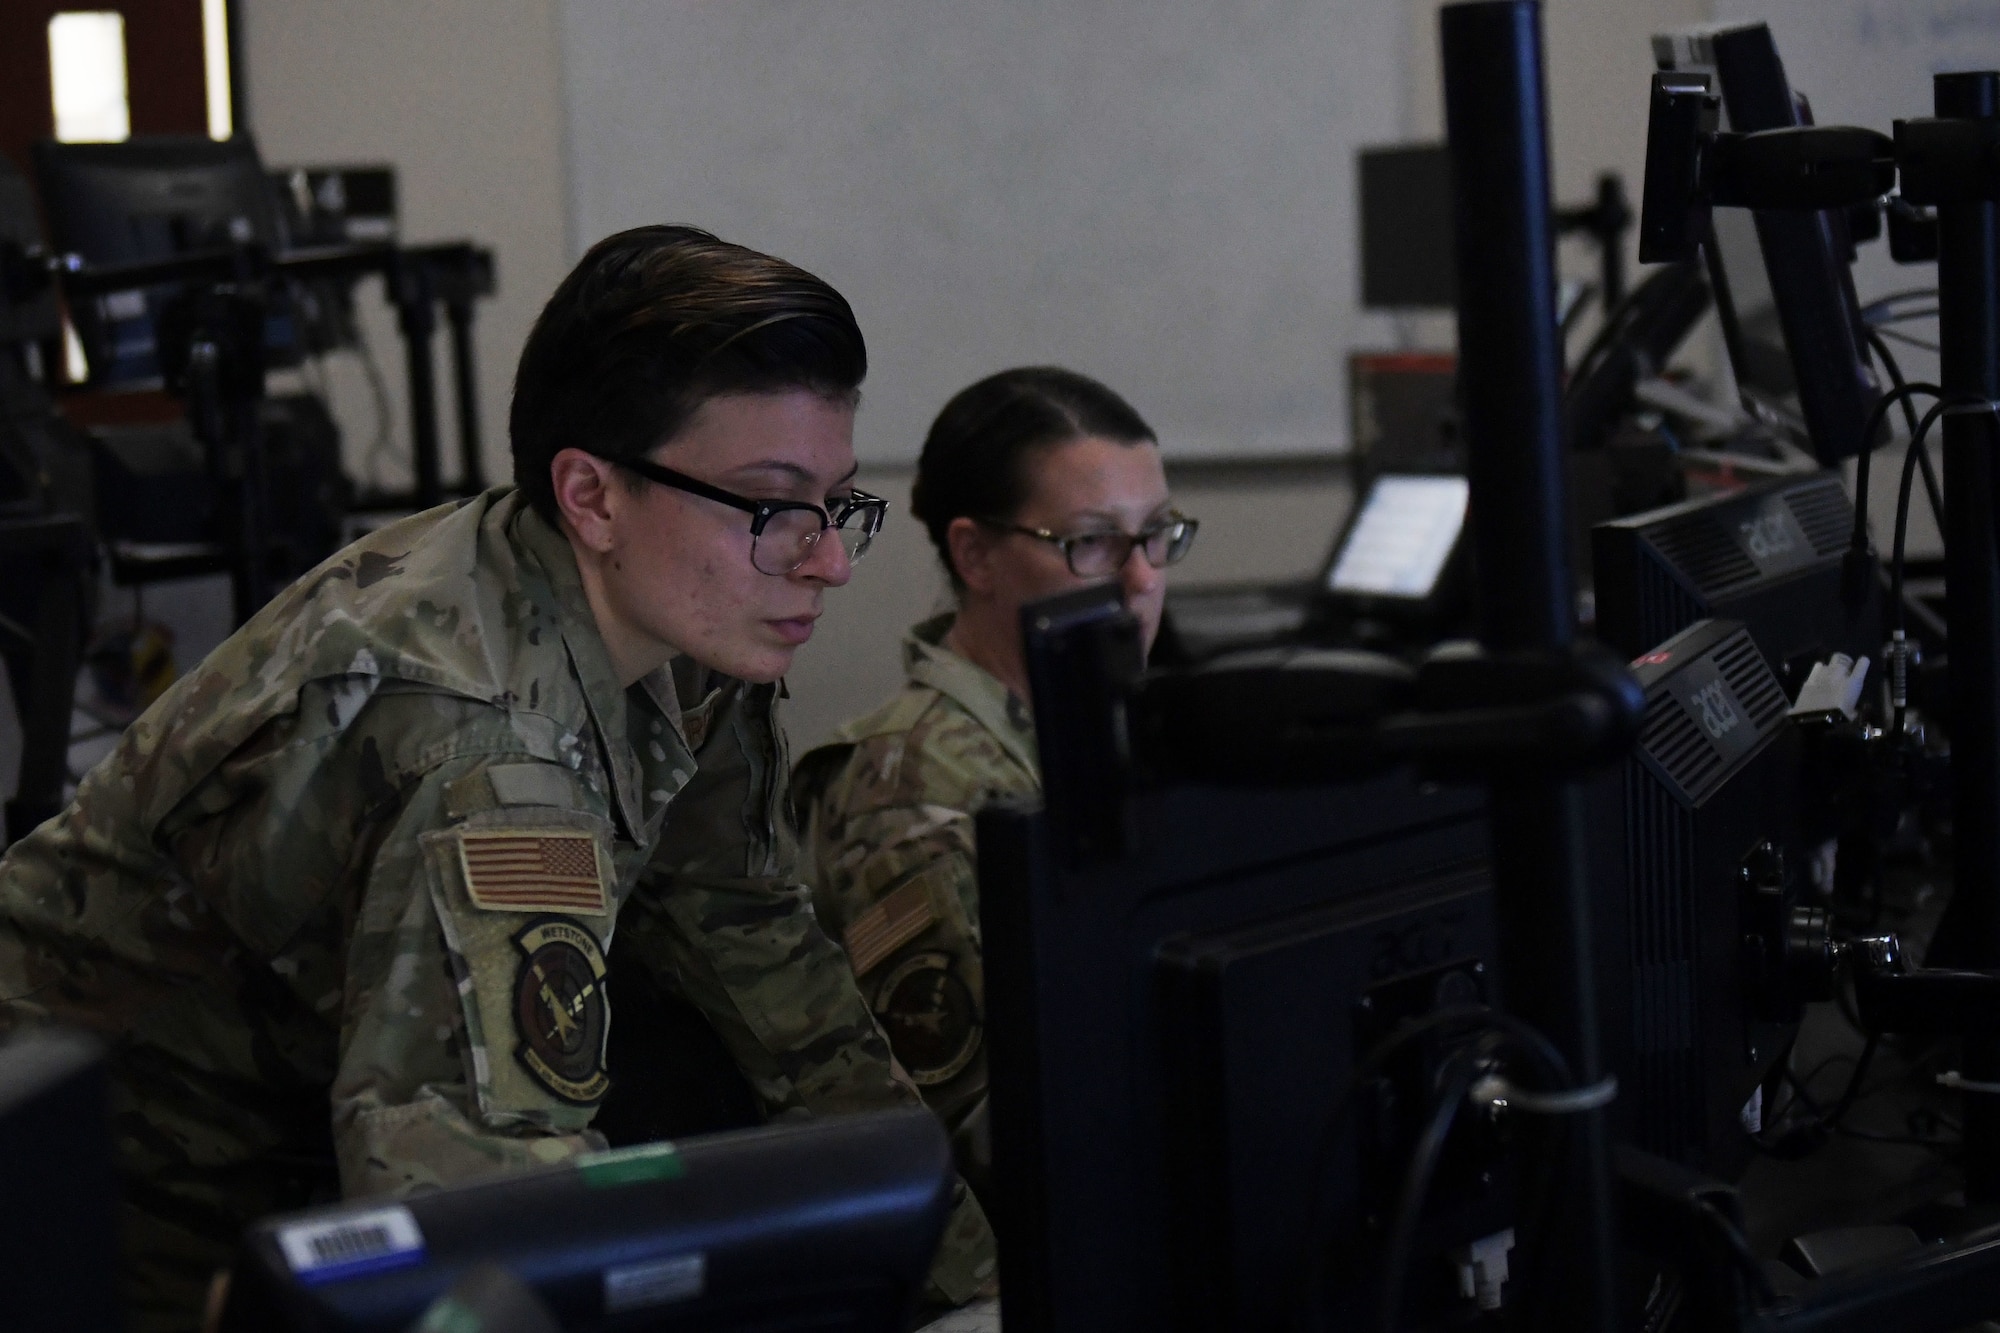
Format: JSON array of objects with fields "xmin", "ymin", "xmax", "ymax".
[
  {"xmin": 309, "ymin": 685, "xmax": 644, "ymax": 1199},
  {"xmin": 131, "ymin": 682, "xmax": 618, "ymax": 1202},
  {"xmin": 621, "ymin": 681, "xmax": 999, "ymax": 1304},
  {"xmin": 797, "ymin": 740, "xmax": 991, "ymax": 1188},
  {"xmin": 326, "ymin": 745, "xmax": 617, "ymax": 1198}
]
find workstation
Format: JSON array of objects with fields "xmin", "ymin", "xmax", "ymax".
[{"xmin": 1, "ymin": 1, "xmax": 1995, "ymax": 1330}]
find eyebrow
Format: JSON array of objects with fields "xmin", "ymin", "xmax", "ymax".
[
  {"xmin": 730, "ymin": 460, "xmax": 861, "ymax": 489},
  {"xmin": 1059, "ymin": 501, "xmax": 1174, "ymax": 527}
]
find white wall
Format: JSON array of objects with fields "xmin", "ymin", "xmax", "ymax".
[{"xmin": 560, "ymin": 0, "xmax": 1408, "ymax": 465}]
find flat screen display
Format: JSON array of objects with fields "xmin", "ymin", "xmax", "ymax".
[{"xmin": 1325, "ymin": 473, "xmax": 1469, "ymax": 599}]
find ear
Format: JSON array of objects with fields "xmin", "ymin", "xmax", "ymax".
[
  {"xmin": 946, "ymin": 516, "xmax": 1000, "ymax": 596},
  {"xmin": 550, "ymin": 449, "xmax": 624, "ymax": 552}
]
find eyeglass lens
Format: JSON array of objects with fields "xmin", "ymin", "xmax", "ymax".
[
  {"xmin": 750, "ymin": 506, "xmax": 881, "ymax": 576},
  {"xmin": 1065, "ymin": 520, "xmax": 1195, "ymax": 577}
]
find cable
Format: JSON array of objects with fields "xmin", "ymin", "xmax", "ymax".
[
  {"xmin": 349, "ymin": 321, "xmax": 398, "ymax": 492},
  {"xmin": 1895, "ymin": 396, "xmax": 1994, "ymax": 637},
  {"xmin": 1877, "ymin": 326, "xmax": 1942, "ymax": 355},
  {"xmin": 1376, "ymin": 1038, "xmax": 1496, "ymax": 1333},
  {"xmin": 1289, "ymin": 1005, "xmax": 1573, "ymax": 1330},
  {"xmin": 1847, "ymin": 379, "xmax": 1944, "ymax": 559},
  {"xmin": 1866, "ymin": 331, "xmax": 1945, "ymax": 541},
  {"xmin": 1892, "ymin": 395, "xmax": 1998, "ymax": 734},
  {"xmin": 1860, "ymin": 287, "xmax": 1940, "ymax": 323},
  {"xmin": 1697, "ymin": 1198, "xmax": 1778, "ymax": 1304}
]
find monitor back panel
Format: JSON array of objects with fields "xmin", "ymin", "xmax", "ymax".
[{"xmin": 979, "ymin": 774, "xmax": 1492, "ymax": 1332}]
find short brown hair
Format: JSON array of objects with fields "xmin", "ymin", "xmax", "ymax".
[{"xmin": 509, "ymin": 225, "xmax": 867, "ymax": 525}]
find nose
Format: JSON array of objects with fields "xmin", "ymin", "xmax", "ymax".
[
  {"xmin": 1118, "ymin": 542, "xmax": 1163, "ymax": 602},
  {"xmin": 797, "ymin": 529, "xmax": 853, "ymax": 587}
]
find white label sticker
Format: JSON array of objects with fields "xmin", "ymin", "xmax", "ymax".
[
  {"xmin": 100, "ymin": 289, "xmax": 146, "ymax": 321},
  {"xmin": 604, "ymin": 1252, "xmax": 706, "ymax": 1313},
  {"xmin": 275, "ymin": 1205, "xmax": 426, "ymax": 1286}
]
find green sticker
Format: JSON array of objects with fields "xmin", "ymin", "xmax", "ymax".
[
  {"xmin": 415, "ymin": 1299, "xmax": 483, "ymax": 1333},
  {"xmin": 577, "ymin": 1141, "xmax": 685, "ymax": 1189}
]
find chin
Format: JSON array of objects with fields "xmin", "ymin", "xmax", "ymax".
[{"xmin": 702, "ymin": 642, "xmax": 796, "ymax": 685}]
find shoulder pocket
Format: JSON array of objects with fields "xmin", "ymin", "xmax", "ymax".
[{"xmin": 420, "ymin": 810, "xmax": 619, "ymax": 1132}]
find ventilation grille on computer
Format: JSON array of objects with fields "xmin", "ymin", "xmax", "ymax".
[
  {"xmin": 1644, "ymin": 512, "xmax": 1758, "ymax": 598},
  {"xmin": 1637, "ymin": 692, "xmax": 1722, "ymax": 803},
  {"xmin": 1635, "ymin": 626, "xmax": 1787, "ymax": 806},
  {"xmin": 1625, "ymin": 763, "xmax": 1698, "ymax": 1161},
  {"xmin": 1782, "ymin": 475, "xmax": 1854, "ymax": 558},
  {"xmin": 1712, "ymin": 628, "xmax": 1789, "ymax": 726}
]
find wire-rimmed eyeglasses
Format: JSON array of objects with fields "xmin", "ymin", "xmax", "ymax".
[{"xmin": 987, "ymin": 512, "xmax": 1199, "ymax": 578}]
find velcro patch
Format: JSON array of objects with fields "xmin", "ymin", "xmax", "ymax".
[
  {"xmin": 873, "ymin": 950, "xmax": 983, "ymax": 1087},
  {"xmin": 843, "ymin": 876, "xmax": 937, "ymax": 977},
  {"xmin": 512, "ymin": 917, "xmax": 611, "ymax": 1104},
  {"xmin": 458, "ymin": 829, "xmax": 608, "ymax": 915}
]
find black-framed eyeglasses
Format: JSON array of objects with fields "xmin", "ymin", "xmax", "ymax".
[
  {"xmin": 987, "ymin": 511, "xmax": 1199, "ymax": 578},
  {"xmin": 612, "ymin": 455, "xmax": 888, "ymax": 576}
]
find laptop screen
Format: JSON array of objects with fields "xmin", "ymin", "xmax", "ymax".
[{"xmin": 1324, "ymin": 474, "xmax": 1469, "ymax": 599}]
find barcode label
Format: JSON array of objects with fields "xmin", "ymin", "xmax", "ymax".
[
  {"xmin": 276, "ymin": 1205, "xmax": 426, "ymax": 1286},
  {"xmin": 604, "ymin": 1252, "xmax": 706, "ymax": 1313}
]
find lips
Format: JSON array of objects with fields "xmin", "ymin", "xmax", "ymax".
[{"xmin": 767, "ymin": 615, "xmax": 819, "ymax": 646}]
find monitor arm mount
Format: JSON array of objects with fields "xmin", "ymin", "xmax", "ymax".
[{"xmin": 1556, "ymin": 171, "xmax": 1633, "ymax": 314}]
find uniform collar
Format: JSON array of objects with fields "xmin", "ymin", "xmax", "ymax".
[
  {"xmin": 510, "ymin": 505, "xmax": 680, "ymax": 840},
  {"xmin": 904, "ymin": 612, "xmax": 1039, "ymax": 775}
]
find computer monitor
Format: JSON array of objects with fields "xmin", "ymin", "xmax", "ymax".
[
  {"xmin": 982, "ymin": 587, "xmax": 1503, "ymax": 1332},
  {"xmin": 0, "ymin": 1030, "xmax": 124, "ymax": 1333},
  {"xmin": 1303, "ymin": 473, "xmax": 1472, "ymax": 647},
  {"xmin": 1325, "ymin": 474, "xmax": 1468, "ymax": 602},
  {"xmin": 31, "ymin": 135, "xmax": 296, "ymax": 386},
  {"xmin": 1652, "ymin": 22, "xmax": 1882, "ymax": 464},
  {"xmin": 1591, "ymin": 471, "xmax": 1876, "ymax": 697},
  {"xmin": 218, "ymin": 1107, "xmax": 954, "ymax": 1333},
  {"xmin": 1587, "ymin": 617, "xmax": 1802, "ymax": 1178},
  {"xmin": 1358, "ymin": 144, "xmax": 1457, "ymax": 310}
]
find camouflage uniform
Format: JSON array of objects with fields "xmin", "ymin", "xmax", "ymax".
[
  {"xmin": 792, "ymin": 614, "xmax": 1039, "ymax": 1203},
  {"xmin": 0, "ymin": 490, "xmax": 995, "ymax": 1332}
]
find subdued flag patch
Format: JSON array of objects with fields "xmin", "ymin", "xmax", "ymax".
[
  {"xmin": 843, "ymin": 876, "xmax": 937, "ymax": 978},
  {"xmin": 458, "ymin": 830, "xmax": 607, "ymax": 915}
]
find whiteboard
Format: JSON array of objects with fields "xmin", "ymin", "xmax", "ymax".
[{"xmin": 559, "ymin": 0, "xmax": 1406, "ymax": 463}]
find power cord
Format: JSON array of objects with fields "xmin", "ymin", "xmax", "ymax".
[
  {"xmin": 1289, "ymin": 1004, "xmax": 1574, "ymax": 1332},
  {"xmin": 1847, "ymin": 379, "xmax": 1943, "ymax": 564},
  {"xmin": 1375, "ymin": 1035, "xmax": 1499, "ymax": 1333},
  {"xmin": 1892, "ymin": 394, "xmax": 1999, "ymax": 735},
  {"xmin": 1865, "ymin": 330, "xmax": 1945, "ymax": 540}
]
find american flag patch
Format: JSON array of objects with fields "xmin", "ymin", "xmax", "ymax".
[
  {"xmin": 458, "ymin": 830, "xmax": 607, "ymax": 915},
  {"xmin": 843, "ymin": 877, "xmax": 937, "ymax": 978}
]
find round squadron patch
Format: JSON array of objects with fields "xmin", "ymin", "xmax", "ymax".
[
  {"xmin": 511, "ymin": 917, "xmax": 611, "ymax": 1105},
  {"xmin": 873, "ymin": 951, "xmax": 982, "ymax": 1086}
]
